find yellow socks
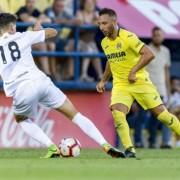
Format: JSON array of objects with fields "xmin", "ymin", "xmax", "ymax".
[
  {"xmin": 112, "ymin": 110, "xmax": 135, "ymax": 152},
  {"xmin": 157, "ymin": 110, "xmax": 180, "ymax": 135},
  {"xmin": 111, "ymin": 109, "xmax": 180, "ymax": 152}
]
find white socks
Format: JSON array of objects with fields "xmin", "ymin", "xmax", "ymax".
[
  {"xmin": 19, "ymin": 119, "xmax": 53, "ymax": 147},
  {"xmin": 72, "ymin": 113, "xmax": 107, "ymax": 146},
  {"xmin": 19, "ymin": 114, "xmax": 108, "ymax": 148}
]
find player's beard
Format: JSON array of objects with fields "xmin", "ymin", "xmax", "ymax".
[
  {"xmin": 103, "ymin": 31, "xmax": 109, "ymax": 37},
  {"xmin": 102, "ymin": 29, "xmax": 109, "ymax": 37},
  {"xmin": 106, "ymin": 26, "xmax": 115, "ymax": 38},
  {"xmin": 102, "ymin": 25, "xmax": 114, "ymax": 37}
]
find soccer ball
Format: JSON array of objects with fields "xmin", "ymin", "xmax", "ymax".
[{"xmin": 59, "ymin": 138, "xmax": 81, "ymax": 157}]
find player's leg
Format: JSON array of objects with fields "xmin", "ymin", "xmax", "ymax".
[
  {"xmin": 55, "ymin": 98, "xmax": 125, "ymax": 158},
  {"xmin": 15, "ymin": 114, "xmax": 60, "ymax": 158},
  {"xmin": 110, "ymin": 88, "xmax": 136, "ymax": 157},
  {"xmin": 150, "ymin": 105, "xmax": 180, "ymax": 135},
  {"xmin": 40, "ymin": 80, "xmax": 125, "ymax": 158},
  {"xmin": 133, "ymin": 86, "xmax": 180, "ymax": 136},
  {"xmin": 13, "ymin": 81, "xmax": 60, "ymax": 158},
  {"xmin": 111, "ymin": 103, "xmax": 136, "ymax": 158},
  {"xmin": 56, "ymin": 98, "xmax": 107, "ymax": 144}
]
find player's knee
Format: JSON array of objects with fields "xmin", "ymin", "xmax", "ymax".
[
  {"xmin": 151, "ymin": 104, "xmax": 166, "ymax": 117},
  {"xmin": 14, "ymin": 114, "xmax": 28, "ymax": 123},
  {"xmin": 110, "ymin": 104, "xmax": 129, "ymax": 114},
  {"xmin": 56, "ymin": 99, "xmax": 78, "ymax": 120},
  {"xmin": 112, "ymin": 110, "xmax": 126, "ymax": 127}
]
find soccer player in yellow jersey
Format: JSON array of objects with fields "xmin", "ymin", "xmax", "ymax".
[{"xmin": 96, "ymin": 8, "xmax": 180, "ymax": 158}]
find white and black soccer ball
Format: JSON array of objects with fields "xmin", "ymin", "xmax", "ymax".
[{"xmin": 59, "ymin": 138, "xmax": 81, "ymax": 157}]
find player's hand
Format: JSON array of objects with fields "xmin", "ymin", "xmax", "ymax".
[
  {"xmin": 128, "ymin": 71, "xmax": 137, "ymax": 83},
  {"xmin": 96, "ymin": 80, "xmax": 106, "ymax": 93},
  {"xmin": 33, "ymin": 20, "xmax": 43, "ymax": 31}
]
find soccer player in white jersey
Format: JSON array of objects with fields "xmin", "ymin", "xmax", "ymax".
[{"xmin": 0, "ymin": 13, "xmax": 125, "ymax": 158}]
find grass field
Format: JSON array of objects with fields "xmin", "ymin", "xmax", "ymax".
[{"xmin": 0, "ymin": 148, "xmax": 180, "ymax": 180}]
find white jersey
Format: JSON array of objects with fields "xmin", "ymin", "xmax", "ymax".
[
  {"xmin": 147, "ymin": 43, "xmax": 171, "ymax": 97},
  {"xmin": 0, "ymin": 30, "xmax": 46, "ymax": 97},
  {"xmin": 168, "ymin": 92, "xmax": 180, "ymax": 109}
]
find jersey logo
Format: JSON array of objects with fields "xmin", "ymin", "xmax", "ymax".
[
  {"xmin": 167, "ymin": 117, "xmax": 174, "ymax": 126},
  {"xmin": 116, "ymin": 43, "xmax": 121, "ymax": 50},
  {"xmin": 153, "ymin": 96, "xmax": 158, "ymax": 100},
  {"xmin": 135, "ymin": 41, "xmax": 142, "ymax": 48},
  {"xmin": 127, "ymin": 34, "xmax": 133, "ymax": 38},
  {"xmin": 104, "ymin": 45, "xmax": 109, "ymax": 49},
  {"xmin": 106, "ymin": 51, "xmax": 126, "ymax": 60}
]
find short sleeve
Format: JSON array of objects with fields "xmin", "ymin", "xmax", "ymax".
[
  {"xmin": 23, "ymin": 30, "xmax": 45, "ymax": 45},
  {"xmin": 101, "ymin": 39, "xmax": 106, "ymax": 52},
  {"xmin": 126, "ymin": 33, "xmax": 144, "ymax": 54},
  {"xmin": 101, "ymin": 41, "xmax": 104, "ymax": 51}
]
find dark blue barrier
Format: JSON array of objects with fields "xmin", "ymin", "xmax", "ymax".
[
  {"xmin": 54, "ymin": 81, "xmax": 112, "ymax": 90},
  {"xmin": 16, "ymin": 22, "xmax": 98, "ymax": 30},
  {"xmin": 32, "ymin": 51, "xmax": 105, "ymax": 58},
  {"xmin": 0, "ymin": 80, "xmax": 112, "ymax": 91}
]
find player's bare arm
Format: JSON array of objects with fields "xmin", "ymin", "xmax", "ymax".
[
  {"xmin": 96, "ymin": 61, "xmax": 111, "ymax": 93},
  {"xmin": 33, "ymin": 21, "xmax": 57, "ymax": 39},
  {"xmin": 128, "ymin": 46, "xmax": 155, "ymax": 83},
  {"xmin": 44, "ymin": 28, "xmax": 57, "ymax": 39},
  {"xmin": 20, "ymin": 13, "xmax": 37, "ymax": 23}
]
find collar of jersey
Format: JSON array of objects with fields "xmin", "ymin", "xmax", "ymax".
[
  {"xmin": 107, "ymin": 28, "xmax": 121, "ymax": 41},
  {"xmin": 0, "ymin": 33, "xmax": 10, "ymax": 39}
]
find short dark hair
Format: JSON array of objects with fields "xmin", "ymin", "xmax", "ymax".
[
  {"xmin": 152, "ymin": 26, "xmax": 162, "ymax": 33},
  {"xmin": 99, "ymin": 8, "xmax": 117, "ymax": 18},
  {"xmin": 0, "ymin": 13, "xmax": 17, "ymax": 29}
]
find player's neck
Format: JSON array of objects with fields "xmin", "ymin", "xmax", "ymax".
[
  {"xmin": 0, "ymin": 28, "xmax": 12, "ymax": 37},
  {"xmin": 0, "ymin": 31, "xmax": 10, "ymax": 38},
  {"xmin": 152, "ymin": 42, "xmax": 161, "ymax": 50},
  {"xmin": 109, "ymin": 28, "xmax": 119, "ymax": 40},
  {"xmin": 0, "ymin": 31, "xmax": 7, "ymax": 37}
]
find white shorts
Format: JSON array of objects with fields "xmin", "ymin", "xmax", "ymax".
[{"xmin": 13, "ymin": 76, "xmax": 67, "ymax": 118}]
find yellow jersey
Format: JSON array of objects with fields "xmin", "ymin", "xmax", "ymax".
[{"xmin": 101, "ymin": 28, "xmax": 150, "ymax": 86}]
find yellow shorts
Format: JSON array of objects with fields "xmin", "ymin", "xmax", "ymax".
[{"xmin": 111, "ymin": 83, "xmax": 163, "ymax": 111}]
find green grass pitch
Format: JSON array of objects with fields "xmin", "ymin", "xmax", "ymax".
[{"xmin": 0, "ymin": 148, "xmax": 180, "ymax": 180}]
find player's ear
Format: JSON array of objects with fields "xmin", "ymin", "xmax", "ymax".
[
  {"xmin": 9, "ymin": 23, "xmax": 16, "ymax": 34},
  {"xmin": 112, "ymin": 18, "xmax": 117, "ymax": 27},
  {"xmin": 112, "ymin": 21, "xmax": 116, "ymax": 28}
]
